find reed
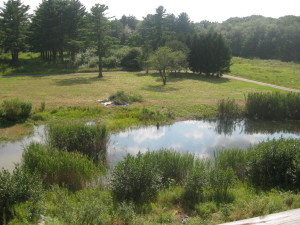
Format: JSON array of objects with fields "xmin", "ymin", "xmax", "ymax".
[
  {"xmin": 217, "ymin": 98, "xmax": 242, "ymax": 120},
  {"xmin": 0, "ymin": 98, "xmax": 32, "ymax": 121},
  {"xmin": 245, "ymin": 92, "xmax": 300, "ymax": 120},
  {"xmin": 46, "ymin": 122, "xmax": 108, "ymax": 162},
  {"xmin": 23, "ymin": 142, "xmax": 100, "ymax": 190}
]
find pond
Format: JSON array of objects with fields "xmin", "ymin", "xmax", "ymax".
[{"xmin": 0, "ymin": 120, "xmax": 299, "ymax": 171}]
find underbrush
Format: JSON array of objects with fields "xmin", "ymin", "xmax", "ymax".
[
  {"xmin": 108, "ymin": 90, "xmax": 143, "ymax": 105},
  {"xmin": 0, "ymin": 98, "xmax": 32, "ymax": 122}
]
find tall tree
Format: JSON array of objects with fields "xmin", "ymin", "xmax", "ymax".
[
  {"xmin": 87, "ymin": 4, "xmax": 111, "ymax": 77},
  {"xmin": 0, "ymin": 0, "xmax": 30, "ymax": 65}
]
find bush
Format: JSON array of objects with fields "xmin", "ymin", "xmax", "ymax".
[
  {"xmin": 182, "ymin": 162, "xmax": 209, "ymax": 207},
  {"xmin": 23, "ymin": 142, "xmax": 100, "ymax": 190},
  {"xmin": 109, "ymin": 91, "xmax": 143, "ymax": 105},
  {"xmin": 0, "ymin": 165, "xmax": 43, "ymax": 224},
  {"xmin": 1, "ymin": 98, "xmax": 32, "ymax": 121},
  {"xmin": 46, "ymin": 123, "xmax": 108, "ymax": 162},
  {"xmin": 248, "ymin": 138, "xmax": 300, "ymax": 189},
  {"xmin": 245, "ymin": 92, "xmax": 300, "ymax": 120},
  {"xmin": 110, "ymin": 152, "xmax": 162, "ymax": 205}
]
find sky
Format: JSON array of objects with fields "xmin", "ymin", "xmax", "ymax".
[{"xmin": 1, "ymin": 0, "xmax": 299, "ymax": 22}]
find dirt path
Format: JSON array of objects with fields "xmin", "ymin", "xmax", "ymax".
[
  {"xmin": 1, "ymin": 72, "xmax": 299, "ymax": 93},
  {"xmin": 224, "ymin": 74, "xmax": 300, "ymax": 93}
]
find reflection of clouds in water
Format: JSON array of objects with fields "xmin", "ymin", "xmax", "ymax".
[
  {"xmin": 183, "ymin": 120, "xmax": 214, "ymax": 129},
  {"xmin": 133, "ymin": 127, "xmax": 166, "ymax": 144},
  {"xmin": 184, "ymin": 130, "xmax": 204, "ymax": 139}
]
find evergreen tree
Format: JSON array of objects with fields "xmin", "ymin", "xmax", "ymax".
[{"xmin": 0, "ymin": 0, "xmax": 30, "ymax": 65}]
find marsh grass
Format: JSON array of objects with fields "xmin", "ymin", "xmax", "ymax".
[
  {"xmin": 46, "ymin": 122, "xmax": 108, "ymax": 162},
  {"xmin": 217, "ymin": 98, "xmax": 243, "ymax": 120},
  {"xmin": 23, "ymin": 143, "xmax": 100, "ymax": 190},
  {"xmin": 108, "ymin": 90, "xmax": 143, "ymax": 105},
  {"xmin": 245, "ymin": 92, "xmax": 300, "ymax": 120},
  {"xmin": 0, "ymin": 98, "xmax": 32, "ymax": 122}
]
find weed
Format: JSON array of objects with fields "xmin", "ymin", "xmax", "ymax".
[
  {"xmin": 1, "ymin": 98, "xmax": 32, "ymax": 121},
  {"xmin": 108, "ymin": 90, "xmax": 143, "ymax": 105}
]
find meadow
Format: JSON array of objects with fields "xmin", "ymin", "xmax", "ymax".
[{"xmin": 230, "ymin": 57, "xmax": 300, "ymax": 90}]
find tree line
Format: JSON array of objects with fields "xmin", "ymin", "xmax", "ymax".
[{"xmin": 0, "ymin": 0, "xmax": 299, "ymax": 80}]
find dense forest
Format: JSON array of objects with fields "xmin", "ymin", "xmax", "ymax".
[{"xmin": 0, "ymin": 0, "xmax": 299, "ymax": 71}]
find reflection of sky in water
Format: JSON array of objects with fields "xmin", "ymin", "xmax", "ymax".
[
  {"xmin": 108, "ymin": 120, "xmax": 300, "ymax": 166},
  {"xmin": 1, "ymin": 121, "xmax": 299, "ymax": 170}
]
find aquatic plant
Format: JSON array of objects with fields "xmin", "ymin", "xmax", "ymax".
[
  {"xmin": 23, "ymin": 142, "xmax": 100, "ymax": 190},
  {"xmin": 0, "ymin": 98, "xmax": 32, "ymax": 121},
  {"xmin": 46, "ymin": 122, "xmax": 108, "ymax": 162},
  {"xmin": 245, "ymin": 92, "xmax": 300, "ymax": 120}
]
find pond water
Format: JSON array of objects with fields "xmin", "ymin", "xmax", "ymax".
[{"xmin": 0, "ymin": 120, "xmax": 299, "ymax": 171}]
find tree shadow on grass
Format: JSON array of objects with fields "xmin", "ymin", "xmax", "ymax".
[
  {"xmin": 135, "ymin": 72, "xmax": 231, "ymax": 84},
  {"xmin": 54, "ymin": 76, "xmax": 105, "ymax": 86},
  {"xmin": 142, "ymin": 84, "xmax": 179, "ymax": 92}
]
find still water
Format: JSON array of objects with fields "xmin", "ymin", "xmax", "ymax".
[{"xmin": 0, "ymin": 120, "xmax": 299, "ymax": 170}]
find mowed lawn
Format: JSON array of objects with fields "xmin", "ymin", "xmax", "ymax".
[
  {"xmin": 230, "ymin": 57, "xmax": 300, "ymax": 90},
  {"xmin": 0, "ymin": 72, "xmax": 278, "ymax": 109}
]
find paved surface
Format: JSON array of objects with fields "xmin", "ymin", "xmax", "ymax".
[
  {"xmin": 220, "ymin": 208, "xmax": 300, "ymax": 225},
  {"xmin": 1, "ymin": 72, "xmax": 299, "ymax": 93},
  {"xmin": 224, "ymin": 74, "xmax": 300, "ymax": 93}
]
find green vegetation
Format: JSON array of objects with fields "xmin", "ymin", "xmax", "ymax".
[
  {"xmin": 230, "ymin": 57, "xmax": 300, "ymax": 90},
  {"xmin": 0, "ymin": 98, "xmax": 32, "ymax": 122},
  {"xmin": 47, "ymin": 122, "xmax": 108, "ymax": 162},
  {"xmin": 245, "ymin": 92, "xmax": 300, "ymax": 120},
  {"xmin": 108, "ymin": 90, "xmax": 143, "ymax": 105},
  {"xmin": 217, "ymin": 98, "xmax": 242, "ymax": 120},
  {"xmin": 23, "ymin": 143, "xmax": 100, "ymax": 190},
  {"xmin": 2, "ymin": 139, "xmax": 300, "ymax": 224},
  {"xmin": 0, "ymin": 165, "xmax": 42, "ymax": 224}
]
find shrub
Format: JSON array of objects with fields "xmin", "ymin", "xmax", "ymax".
[
  {"xmin": 108, "ymin": 90, "xmax": 143, "ymax": 105},
  {"xmin": 0, "ymin": 165, "xmax": 43, "ymax": 224},
  {"xmin": 247, "ymin": 138, "xmax": 300, "ymax": 189},
  {"xmin": 1, "ymin": 98, "xmax": 32, "ymax": 121},
  {"xmin": 182, "ymin": 161, "xmax": 209, "ymax": 207},
  {"xmin": 46, "ymin": 123, "xmax": 108, "ymax": 162},
  {"xmin": 110, "ymin": 152, "xmax": 162, "ymax": 205},
  {"xmin": 120, "ymin": 47, "xmax": 142, "ymax": 70},
  {"xmin": 23, "ymin": 142, "xmax": 100, "ymax": 190},
  {"xmin": 245, "ymin": 92, "xmax": 300, "ymax": 120},
  {"xmin": 217, "ymin": 98, "xmax": 242, "ymax": 120},
  {"xmin": 209, "ymin": 167, "xmax": 236, "ymax": 202}
]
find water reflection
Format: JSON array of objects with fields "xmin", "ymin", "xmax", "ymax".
[
  {"xmin": 108, "ymin": 120, "xmax": 300, "ymax": 166},
  {"xmin": 0, "ymin": 121, "xmax": 299, "ymax": 170}
]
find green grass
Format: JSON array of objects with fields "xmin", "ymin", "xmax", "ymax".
[{"xmin": 230, "ymin": 57, "xmax": 300, "ymax": 90}]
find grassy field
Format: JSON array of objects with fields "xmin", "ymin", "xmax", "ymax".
[{"xmin": 230, "ymin": 57, "xmax": 300, "ymax": 90}]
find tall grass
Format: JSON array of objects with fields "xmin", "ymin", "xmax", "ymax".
[
  {"xmin": 217, "ymin": 98, "xmax": 242, "ymax": 120},
  {"xmin": 108, "ymin": 90, "xmax": 143, "ymax": 105},
  {"xmin": 0, "ymin": 98, "xmax": 32, "ymax": 121},
  {"xmin": 46, "ymin": 122, "xmax": 108, "ymax": 162},
  {"xmin": 23, "ymin": 142, "xmax": 100, "ymax": 190},
  {"xmin": 245, "ymin": 92, "xmax": 300, "ymax": 120}
]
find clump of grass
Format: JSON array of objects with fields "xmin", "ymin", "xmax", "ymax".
[
  {"xmin": 0, "ymin": 98, "xmax": 32, "ymax": 121},
  {"xmin": 245, "ymin": 92, "xmax": 300, "ymax": 120},
  {"xmin": 23, "ymin": 142, "xmax": 100, "ymax": 190},
  {"xmin": 214, "ymin": 149, "xmax": 247, "ymax": 180},
  {"xmin": 108, "ymin": 90, "xmax": 143, "ymax": 105},
  {"xmin": 46, "ymin": 122, "xmax": 108, "ymax": 162},
  {"xmin": 247, "ymin": 138, "xmax": 300, "ymax": 190},
  {"xmin": 0, "ymin": 165, "xmax": 43, "ymax": 224},
  {"xmin": 217, "ymin": 98, "xmax": 242, "ymax": 120}
]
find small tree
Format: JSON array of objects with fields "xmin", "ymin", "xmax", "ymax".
[
  {"xmin": 150, "ymin": 47, "xmax": 173, "ymax": 85},
  {"xmin": 0, "ymin": 0, "xmax": 30, "ymax": 66}
]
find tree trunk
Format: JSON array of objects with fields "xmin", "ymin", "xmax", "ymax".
[{"xmin": 98, "ymin": 54, "xmax": 103, "ymax": 77}]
